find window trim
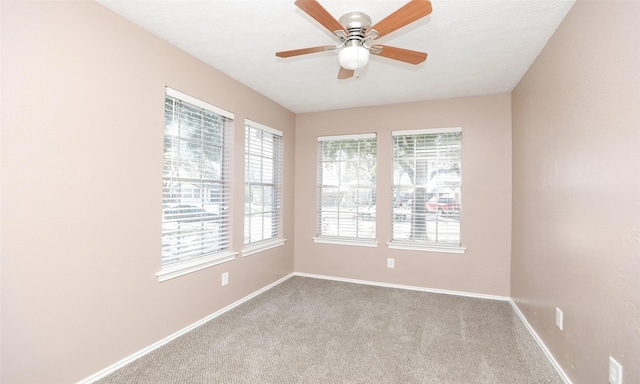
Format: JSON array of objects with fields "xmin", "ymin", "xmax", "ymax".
[
  {"xmin": 317, "ymin": 133, "xmax": 376, "ymax": 142},
  {"xmin": 165, "ymin": 87, "xmax": 233, "ymax": 119},
  {"xmin": 313, "ymin": 237, "xmax": 378, "ymax": 248},
  {"xmin": 156, "ymin": 251, "xmax": 237, "ymax": 282},
  {"xmin": 387, "ymin": 241, "xmax": 466, "ymax": 254},
  {"xmin": 241, "ymin": 238, "xmax": 286, "ymax": 257},
  {"xmin": 245, "ymin": 118, "xmax": 283, "ymax": 138},
  {"xmin": 392, "ymin": 127, "xmax": 461, "ymax": 136}
]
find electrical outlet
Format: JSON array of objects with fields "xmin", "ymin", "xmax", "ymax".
[
  {"xmin": 555, "ymin": 307, "xmax": 563, "ymax": 330},
  {"xmin": 221, "ymin": 272, "xmax": 229, "ymax": 286},
  {"xmin": 609, "ymin": 356, "xmax": 623, "ymax": 384},
  {"xmin": 387, "ymin": 258, "xmax": 395, "ymax": 268}
]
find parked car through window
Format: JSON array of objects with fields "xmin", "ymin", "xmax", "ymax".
[{"xmin": 426, "ymin": 197, "xmax": 460, "ymax": 215}]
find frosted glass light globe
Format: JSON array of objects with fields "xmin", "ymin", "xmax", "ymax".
[{"xmin": 338, "ymin": 45, "xmax": 370, "ymax": 70}]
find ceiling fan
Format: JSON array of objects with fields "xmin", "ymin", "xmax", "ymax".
[{"xmin": 276, "ymin": 0, "xmax": 432, "ymax": 79}]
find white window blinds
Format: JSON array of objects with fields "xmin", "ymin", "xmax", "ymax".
[
  {"xmin": 317, "ymin": 133, "xmax": 377, "ymax": 242},
  {"xmin": 391, "ymin": 128, "xmax": 462, "ymax": 246},
  {"xmin": 244, "ymin": 120, "xmax": 283, "ymax": 245},
  {"xmin": 162, "ymin": 88, "xmax": 233, "ymax": 266}
]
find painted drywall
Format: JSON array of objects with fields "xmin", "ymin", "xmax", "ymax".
[
  {"xmin": 294, "ymin": 94, "xmax": 512, "ymax": 297},
  {"xmin": 511, "ymin": 1, "xmax": 640, "ymax": 383},
  {"xmin": 0, "ymin": 1, "xmax": 295, "ymax": 383}
]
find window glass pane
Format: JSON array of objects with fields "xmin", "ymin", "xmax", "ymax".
[
  {"xmin": 263, "ymin": 185, "xmax": 274, "ymax": 212},
  {"xmin": 261, "ymin": 158, "xmax": 274, "ymax": 183},
  {"xmin": 244, "ymin": 124, "xmax": 283, "ymax": 245},
  {"xmin": 162, "ymin": 93, "xmax": 232, "ymax": 265},
  {"xmin": 317, "ymin": 135, "xmax": 376, "ymax": 240},
  {"xmin": 391, "ymin": 130, "xmax": 461, "ymax": 245}
]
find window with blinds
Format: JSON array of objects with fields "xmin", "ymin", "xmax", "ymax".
[
  {"xmin": 244, "ymin": 120, "xmax": 283, "ymax": 247},
  {"xmin": 161, "ymin": 88, "xmax": 233, "ymax": 269},
  {"xmin": 391, "ymin": 128, "xmax": 462, "ymax": 248},
  {"xmin": 316, "ymin": 134, "xmax": 377, "ymax": 244}
]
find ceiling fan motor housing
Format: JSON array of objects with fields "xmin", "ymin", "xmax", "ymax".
[{"xmin": 338, "ymin": 12, "xmax": 372, "ymax": 44}]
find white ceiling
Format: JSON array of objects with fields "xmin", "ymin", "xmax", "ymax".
[{"xmin": 97, "ymin": 0, "xmax": 575, "ymax": 114}]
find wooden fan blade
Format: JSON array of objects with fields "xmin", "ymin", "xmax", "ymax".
[
  {"xmin": 369, "ymin": 0, "xmax": 432, "ymax": 39},
  {"xmin": 371, "ymin": 45, "xmax": 427, "ymax": 65},
  {"xmin": 338, "ymin": 66, "xmax": 354, "ymax": 79},
  {"xmin": 295, "ymin": 0, "xmax": 346, "ymax": 34},
  {"xmin": 276, "ymin": 45, "xmax": 334, "ymax": 58}
]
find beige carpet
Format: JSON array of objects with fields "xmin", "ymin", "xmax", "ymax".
[{"xmin": 95, "ymin": 276, "xmax": 563, "ymax": 383}]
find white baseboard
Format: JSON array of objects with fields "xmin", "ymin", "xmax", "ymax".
[
  {"xmin": 509, "ymin": 299, "xmax": 573, "ymax": 384},
  {"xmin": 78, "ymin": 272, "xmax": 295, "ymax": 384},
  {"xmin": 294, "ymin": 272, "xmax": 510, "ymax": 302}
]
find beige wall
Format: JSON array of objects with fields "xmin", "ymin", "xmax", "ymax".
[
  {"xmin": 511, "ymin": 1, "xmax": 640, "ymax": 383},
  {"xmin": 294, "ymin": 94, "xmax": 512, "ymax": 297},
  {"xmin": 0, "ymin": 1, "xmax": 295, "ymax": 383}
]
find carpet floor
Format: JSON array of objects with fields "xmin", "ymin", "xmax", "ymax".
[{"xmin": 95, "ymin": 276, "xmax": 563, "ymax": 383}]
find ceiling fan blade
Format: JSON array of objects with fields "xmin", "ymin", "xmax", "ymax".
[
  {"xmin": 369, "ymin": 0, "xmax": 432, "ymax": 39},
  {"xmin": 337, "ymin": 66, "xmax": 354, "ymax": 79},
  {"xmin": 371, "ymin": 45, "xmax": 427, "ymax": 65},
  {"xmin": 276, "ymin": 45, "xmax": 334, "ymax": 58},
  {"xmin": 295, "ymin": 0, "xmax": 346, "ymax": 35}
]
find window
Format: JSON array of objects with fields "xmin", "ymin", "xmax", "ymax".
[
  {"xmin": 243, "ymin": 120, "xmax": 285, "ymax": 256},
  {"xmin": 389, "ymin": 128, "xmax": 465, "ymax": 253},
  {"xmin": 315, "ymin": 134, "xmax": 377, "ymax": 246},
  {"xmin": 159, "ymin": 87, "xmax": 236, "ymax": 281}
]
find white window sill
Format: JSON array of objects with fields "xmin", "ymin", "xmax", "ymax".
[
  {"xmin": 156, "ymin": 251, "xmax": 237, "ymax": 282},
  {"xmin": 313, "ymin": 237, "xmax": 378, "ymax": 248},
  {"xmin": 242, "ymin": 238, "xmax": 286, "ymax": 257},
  {"xmin": 387, "ymin": 242, "xmax": 466, "ymax": 254}
]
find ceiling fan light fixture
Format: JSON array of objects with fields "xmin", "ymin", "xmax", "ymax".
[
  {"xmin": 338, "ymin": 44, "xmax": 369, "ymax": 70},
  {"xmin": 276, "ymin": 0, "xmax": 433, "ymax": 79}
]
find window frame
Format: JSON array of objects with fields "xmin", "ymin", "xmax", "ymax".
[
  {"xmin": 387, "ymin": 127, "xmax": 466, "ymax": 254},
  {"xmin": 314, "ymin": 133, "xmax": 378, "ymax": 247},
  {"xmin": 158, "ymin": 87, "xmax": 237, "ymax": 282},
  {"xmin": 242, "ymin": 119, "xmax": 286, "ymax": 257}
]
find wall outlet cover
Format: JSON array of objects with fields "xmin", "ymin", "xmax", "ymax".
[
  {"xmin": 609, "ymin": 356, "xmax": 623, "ymax": 384},
  {"xmin": 555, "ymin": 307, "xmax": 563, "ymax": 330}
]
